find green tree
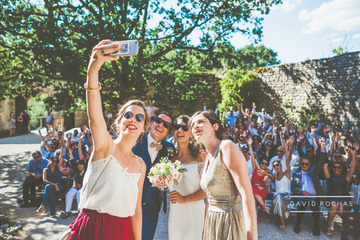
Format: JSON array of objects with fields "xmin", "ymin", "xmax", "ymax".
[{"xmin": 1, "ymin": 0, "xmax": 282, "ymax": 127}]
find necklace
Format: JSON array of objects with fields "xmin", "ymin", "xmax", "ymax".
[{"xmin": 124, "ymin": 157, "xmax": 130, "ymax": 171}]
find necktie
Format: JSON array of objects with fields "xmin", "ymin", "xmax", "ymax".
[{"xmin": 151, "ymin": 142, "xmax": 163, "ymax": 151}]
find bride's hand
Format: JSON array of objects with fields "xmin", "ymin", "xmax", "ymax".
[
  {"xmin": 87, "ymin": 40, "xmax": 121, "ymax": 74},
  {"xmin": 169, "ymin": 191, "xmax": 186, "ymax": 204}
]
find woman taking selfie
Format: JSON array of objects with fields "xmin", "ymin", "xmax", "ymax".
[
  {"xmin": 61, "ymin": 40, "xmax": 148, "ymax": 240},
  {"xmin": 191, "ymin": 111, "xmax": 257, "ymax": 240}
]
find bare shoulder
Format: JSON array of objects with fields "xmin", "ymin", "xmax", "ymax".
[
  {"xmin": 220, "ymin": 139, "xmax": 238, "ymax": 151},
  {"xmin": 135, "ymin": 156, "xmax": 146, "ymax": 173}
]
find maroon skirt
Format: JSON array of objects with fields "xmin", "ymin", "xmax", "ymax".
[{"xmin": 69, "ymin": 209, "xmax": 133, "ymax": 240}]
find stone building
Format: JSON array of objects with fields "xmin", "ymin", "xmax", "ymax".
[
  {"xmin": 0, "ymin": 51, "xmax": 359, "ymax": 137},
  {"xmin": 255, "ymin": 51, "xmax": 360, "ymax": 137}
]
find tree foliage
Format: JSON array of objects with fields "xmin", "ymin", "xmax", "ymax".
[{"xmin": 0, "ymin": 0, "xmax": 282, "ymax": 127}]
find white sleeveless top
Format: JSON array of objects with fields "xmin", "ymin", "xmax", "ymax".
[
  {"xmin": 275, "ymin": 175, "xmax": 291, "ymax": 194},
  {"xmin": 79, "ymin": 151, "xmax": 142, "ymax": 217}
]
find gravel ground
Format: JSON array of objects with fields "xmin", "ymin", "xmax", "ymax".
[{"xmin": 0, "ymin": 131, "xmax": 342, "ymax": 239}]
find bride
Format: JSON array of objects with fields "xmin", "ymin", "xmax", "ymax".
[{"xmin": 168, "ymin": 115, "xmax": 206, "ymax": 240}]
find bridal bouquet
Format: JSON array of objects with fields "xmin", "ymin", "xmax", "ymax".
[{"xmin": 148, "ymin": 157, "xmax": 187, "ymax": 191}]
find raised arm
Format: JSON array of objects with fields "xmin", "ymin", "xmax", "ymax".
[
  {"xmin": 221, "ymin": 140, "xmax": 257, "ymax": 239},
  {"xmin": 285, "ymin": 137, "xmax": 294, "ymax": 179},
  {"xmin": 38, "ymin": 129, "xmax": 51, "ymax": 151},
  {"xmin": 78, "ymin": 136, "xmax": 85, "ymax": 160},
  {"xmin": 86, "ymin": 40, "xmax": 120, "ymax": 161},
  {"xmin": 252, "ymin": 102, "xmax": 260, "ymax": 117},
  {"xmin": 328, "ymin": 132, "xmax": 335, "ymax": 158},
  {"xmin": 346, "ymin": 144, "xmax": 358, "ymax": 182},
  {"xmin": 247, "ymin": 138, "xmax": 256, "ymax": 170},
  {"xmin": 240, "ymin": 103, "xmax": 247, "ymax": 116}
]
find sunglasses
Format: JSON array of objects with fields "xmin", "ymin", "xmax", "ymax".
[
  {"xmin": 334, "ymin": 155, "xmax": 342, "ymax": 159},
  {"xmin": 154, "ymin": 117, "xmax": 172, "ymax": 129},
  {"xmin": 273, "ymin": 163, "xmax": 280, "ymax": 167},
  {"xmin": 277, "ymin": 150, "xmax": 285, "ymax": 153},
  {"xmin": 124, "ymin": 111, "xmax": 145, "ymax": 122},
  {"xmin": 333, "ymin": 165, "xmax": 342, "ymax": 169},
  {"xmin": 174, "ymin": 124, "xmax": 189, "ymax": 132},
  {"xmin": 301, "ymin": 162, "xmax": 310, "ymax": 166},
  {"xmin": 34, "ymin": 155, "xmax": 41, "ymax": 159},
  {"xmin": 239, "ymin": 139, "xmax": 245, "ymax": 141},
  {"xmin": 261, "ymin": 162, "xmax": 269, "ymax": 166}
]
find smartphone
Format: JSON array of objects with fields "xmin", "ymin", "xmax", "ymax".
[{"xmin": 108, "ymin": 40, "xmax": 138, "ymax": 57}]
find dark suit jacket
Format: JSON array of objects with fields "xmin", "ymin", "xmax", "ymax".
[
  {"xmin": 132, "ymin": 133, "xmax": 175, "ymax": 209},
  {"xmin": 291, "ymin": 151, "xmax": 327, "ymax": 196}
]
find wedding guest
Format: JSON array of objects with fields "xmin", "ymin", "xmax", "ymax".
[
  {"xmin": 191, "ymin": 111, "xmax": 257, "ymax": 239},
  {"xmin": 35, "ymin": 156, "xmax": 63, "ymax": 217},
  {"xmin": 45, "ymin": 111, "xmax": 53, "ymax": 132},
  {"xmin": 291, "ymin": 139, "xmax": 328, "ymax": 236},
  {"xmin": 17, "ymin": 112, "xmax": 24, "ymax": 135},
  {"xmin": 145, "ymin": 100, "xmax": 159, "ymax": 122},
  {"xmin": 242, "ymin": 138, "xmax": 258, "ymax": 178},
  {"xmin": 20, "ymin": 151, "xmax": 48, "ymax": 208},
  {"xmin": 168, "ymin": 115, "xmax": 206, "ymax": 240},
  {"xmin": 323, "ymin": 143, "xmax": 357, "ymax": 237},
  {"xmin": 268, "ymin": 146, "xmax": 286, "ymax": 174},
  {"xmin": 251, "ymin": 157, "xmax": 272, "ymax": 214},
  {"xmin": 62, "ymin": 160, "xmax": 86, "ymax": 219},
  {"xmin": 23, "ymin": 110, "xmax": 31, "ymax": 134},
  {"xmin": 63, "ymin": 40, "xmax": 148, "ymax": 240},
  {"xmin": 272, "ymin": 138, "xmax": 293, "ymax": 230},
  {"xmin": 240, "ymin": 102, "xmax": 252, "ymax": 121},
  {"xmin": 133, "ymin": 111, "xmax": 175, "ymax": 240},
  {"xmin": 8, "ymin": 112, "xmax": 16, "ymax": 137}
]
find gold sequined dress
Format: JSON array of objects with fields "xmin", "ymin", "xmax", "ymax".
[{"xmin": 200, "ymin": 147, "xmax": 246, "ymax": 240}]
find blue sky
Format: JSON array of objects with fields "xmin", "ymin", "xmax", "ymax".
[{"xmin": 231, "ymin": 0, "xmax": 360, "ymax": 64}]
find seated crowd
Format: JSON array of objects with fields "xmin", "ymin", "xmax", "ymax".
[
  {"xmin": 19, "ymin": 102, "xmax": 360, "ymax": 237},
  {"xmin": 20, "ymin": 125, "xmax": 90, "ymax": 219},
  {"xmin": 217, "ymin": 101, "xmax": 359, "ymax": 237}
]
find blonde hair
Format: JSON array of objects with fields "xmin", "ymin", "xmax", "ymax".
[{"xmin": 114, "ymin": 100, "xmax": 150, "ymax": 142}]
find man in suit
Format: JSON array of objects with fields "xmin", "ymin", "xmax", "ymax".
[
  {"xmin": 133, "ymin": 111, "xmax": 175, "ymax": 240},
  {"xmin": 291, "ymin": 139, "xmax": 328, "ymax": 236}
]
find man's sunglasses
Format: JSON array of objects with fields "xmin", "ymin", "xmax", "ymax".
[
  {"xmin": 34, "ymin": 155, "xmax": 41, "ymax": 159},
  {"xmin": 273, "ymin": 163, "xmax": 280, "ymax": 167},
  {"xmin": 261, "ymin": 162, "xmax": 269, "ymax": 166},
  {"xmin": 301, "ymin": 162, "xmax": 310, "ymax": 166},
  {"xmin": 334, "ymin": 155, "xmax": 342, "ymax": 159},
  {"xmin": 154, "ymin": 117, "xmax": 172, "ymax": 129},
  {"xmin": 124, "ymin": 111, "xmax": 145, "ymax": 122},
  {"xmin": 333, "ymin": 165, "xmax": 342, "ymax": 169},
  {"xmin": 174, "ymin": 124, "xmax": 189, "ymax": 132}
]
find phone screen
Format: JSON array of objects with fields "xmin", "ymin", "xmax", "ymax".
[{"xmin": 108, "ymin": 40, "xmax": 138, "ymax": 57}]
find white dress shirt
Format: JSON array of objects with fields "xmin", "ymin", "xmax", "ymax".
[{"xmin": 147, "ymin": 134, "xmax": 160, "ymax": 164}]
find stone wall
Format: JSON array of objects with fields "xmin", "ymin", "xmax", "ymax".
[
  {"xmin": 0, "ymin": 99, "xmax": 15, "ymax": 131},
  {"xmin": 255, "ymin": 51, "xmax": 360, "ymax": 137}
]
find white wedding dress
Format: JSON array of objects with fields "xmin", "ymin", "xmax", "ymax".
[{"xmin": 168, "ymin": 163, "xmax": 205, "ymax": 240}]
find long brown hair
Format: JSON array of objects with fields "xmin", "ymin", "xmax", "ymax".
[
  {"xmin": 190, "ymin": 111, "xmax": 226, "ymax": 141},
  {"xmin": 114, "ymin": 100, "xmax": 150, "ymax": 142},
  {"xmin": 176, "ymin": 115, "xmax": 204, "ymax": 158}
]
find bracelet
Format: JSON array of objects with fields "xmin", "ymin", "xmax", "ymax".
[{"xmin": 84, "ymin": 83, "xmax": 101, "ymax": 91}]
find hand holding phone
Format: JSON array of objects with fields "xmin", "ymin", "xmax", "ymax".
[{"xmin": 106, "ymin": 40, "xmax": 138, "ymax": 57}]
